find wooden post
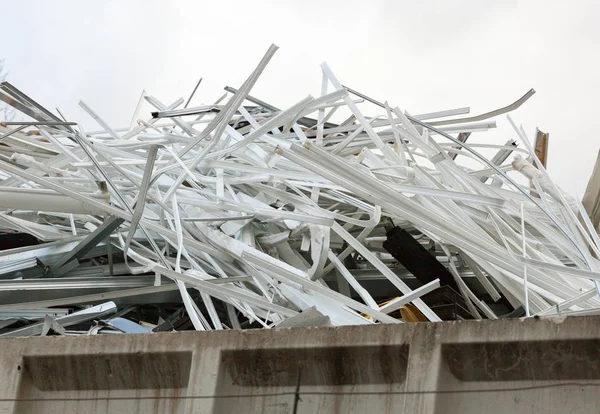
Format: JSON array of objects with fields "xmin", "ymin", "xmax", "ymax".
[{"xmin": 534, "ymin": 128, "xmax": 549, "ymax": 167}]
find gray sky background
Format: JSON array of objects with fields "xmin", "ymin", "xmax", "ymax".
[{"xmin": 1, "ymin": 0, "xmax": 598, "ymax": 195}]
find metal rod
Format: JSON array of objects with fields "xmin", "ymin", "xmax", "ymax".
[
  {"xmin": 184, "ymin": 77, "xmax": 203, "ymax": 108},
  {"xmin": 0, "ymin": 125, "xmax": 27, "ymax": 141}
]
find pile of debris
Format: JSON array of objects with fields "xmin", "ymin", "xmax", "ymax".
[{"xmin": 0, "ymin": 44, "xmax": 598, "ymax": 336}]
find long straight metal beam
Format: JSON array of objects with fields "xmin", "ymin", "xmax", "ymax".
[{"xmin": 0, "ymin": 286, "xmax": 178, "ymax": 312}]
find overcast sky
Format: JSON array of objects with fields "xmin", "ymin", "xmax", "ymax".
[{"xmin": 1, "ymin": 0, "xmax": 598, "ymax": 194}]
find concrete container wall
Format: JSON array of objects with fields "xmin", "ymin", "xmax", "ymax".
[{"xmin": 0, "ymin": 316, "xmax": 598, "ymax": 413}]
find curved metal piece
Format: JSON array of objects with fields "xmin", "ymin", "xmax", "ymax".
[{"xmin": 428, "ymin": 89, "xmax": 536, "ymax": 126}]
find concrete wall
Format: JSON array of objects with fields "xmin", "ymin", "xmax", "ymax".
[{"xmin": 0, "ymin": 316, "xmax": 598, "ymax": 413}]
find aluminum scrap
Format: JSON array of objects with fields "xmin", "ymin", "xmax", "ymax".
[{"xmin": 0, "ymin": 43, "xmax": 597, "ymax": 336}]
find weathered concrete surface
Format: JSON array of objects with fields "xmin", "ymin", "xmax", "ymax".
[{"xmin": 0, "ymin": 316, "xmax": 598, "ymax": 413}]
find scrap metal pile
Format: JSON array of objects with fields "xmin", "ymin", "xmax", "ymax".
[{"xmin": 0, "ymin": 44, "xmax": 598, "ymax": 336}]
